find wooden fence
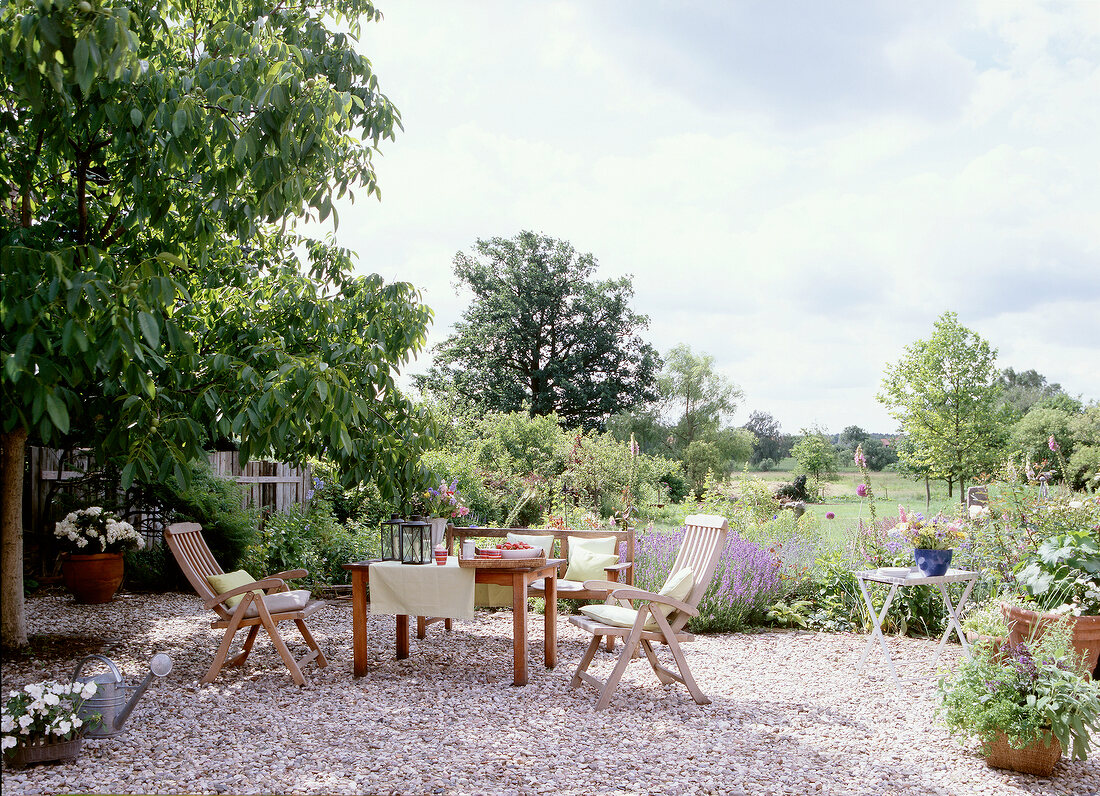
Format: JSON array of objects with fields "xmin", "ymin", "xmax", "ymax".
[{"xmin": 26, "ymin": 447, "xmax": 311, "ymax": 551}]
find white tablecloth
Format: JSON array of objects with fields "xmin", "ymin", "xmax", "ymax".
[{"xmin": 368, "ymin": 558, "xmax": 475, "ymax": 619}]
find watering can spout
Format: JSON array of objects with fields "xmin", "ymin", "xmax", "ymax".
[{"xmin": 114, "ymin": 653, "xmax": 172, "ymax": 730}]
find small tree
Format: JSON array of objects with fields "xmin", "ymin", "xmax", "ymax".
[
  {"xmin": 791, "ymin": 427, "xmax": 838, "ymax": 482},
  {"xmin": 878, "ymin": 312, "xmax": 1005, "ymax": 500}
]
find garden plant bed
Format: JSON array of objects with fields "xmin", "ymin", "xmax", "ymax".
[{"xmin": 2, "ymin": 593, "xmax": 1097, "ymax": 795}]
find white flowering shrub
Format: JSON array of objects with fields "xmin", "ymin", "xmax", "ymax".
[
  {"xmin": 54, "ymin": 507, "xmax": 144, "ymax": 554},
  {"xmin": 1, "ymin": 680, "xmax": 98, "ymax": 753}
]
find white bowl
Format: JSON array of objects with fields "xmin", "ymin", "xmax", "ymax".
[{"xmin": 499, "ymin": 547, "xmax": 542, "ymax": 559}]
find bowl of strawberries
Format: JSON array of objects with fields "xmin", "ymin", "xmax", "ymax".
[{"xmin": 496, "ymin": 541, "xmax": 542, "ymax": 559}]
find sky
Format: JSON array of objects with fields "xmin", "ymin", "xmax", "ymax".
[{"xmin": 314, "ymin": 0, "xmax": 1100, "ymax": 435}]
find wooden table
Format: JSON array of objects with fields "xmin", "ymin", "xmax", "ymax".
[{"xmin": 342, "ymin": 558, "xmax": 562, "ymax": 686}]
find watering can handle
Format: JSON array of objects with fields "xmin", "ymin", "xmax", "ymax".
[{"xmin": 72, "ymin": 654, "xmax": 123, "ymax": 685}]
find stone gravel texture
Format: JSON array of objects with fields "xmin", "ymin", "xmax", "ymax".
[{"xmin": 2, "ymin": 592, "xmax": 1097, "ymax": 796}]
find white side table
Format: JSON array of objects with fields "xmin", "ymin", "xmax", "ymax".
[{"xmin": 855, "ymin": 566, "xmax": 979, "ymax": 688}]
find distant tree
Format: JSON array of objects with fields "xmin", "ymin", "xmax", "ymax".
[
  {"xmin": 743, "ymin": 411, "xmax": 787, "ymax": 465},
  {"xmin": 859, "ymin": 437, "xmax": 898, "ymax": 471},
  {"xmin": 1009, "ymin": 408, "xmax": 1077, "ymax": 472},
  {"xmin": 998, "ymin": 368, "xmax": 1065, "ymax": 417},
  {"xmin": 1068, "ymin": 406, "xmax": 1100, "ymax": 490},
  {"xmin": 839, "ymin": 426, "xmax": 870, "ymax": 452},
  {"xmin": 878, "ymin": 312, "xmax": 1005, "ymax": 500},
  {"xmin": 657, "ymin": 345, "xmax": 742, "ymax": 447},
  {"xmin": 791, "ymin": 427, "xmax": 838, "ymax": 482},
  {"xmin": 418, "ymin": 232, "xmax": 660, "ymax": 429}
]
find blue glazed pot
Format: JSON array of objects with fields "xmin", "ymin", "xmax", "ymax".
[{"xmin": 914, "ymin": 548, "xmax": 952, "ymax": 577}]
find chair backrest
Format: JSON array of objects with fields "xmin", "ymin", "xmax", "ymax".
[
  {"xmin": 164, "ymin": 522, "xmax": 232, "ymax": 620},
  {"xmin": 665, "ymin": 514, "xmax": 729, "ymax": 632}
]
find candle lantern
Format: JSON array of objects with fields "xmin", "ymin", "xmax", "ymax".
[
  {"xmin": 380, "ymin": 514, "xmax": 404, "ymax": 561},
  {"xmin": 399, "ymin": 515, "xmax": 433, "ymax": 565}
]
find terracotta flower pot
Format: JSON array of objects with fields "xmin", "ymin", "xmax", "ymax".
[
  {"xmin": 1001, "ymin": 603, "xmax": 1100, "ymax": 678},
  {"xmin": 62, "ymin": 553, "xmax": 124, "ymax": 604}
]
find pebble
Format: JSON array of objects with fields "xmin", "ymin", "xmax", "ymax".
[{"xmin": 2, "ymin": 592, "xmax": 1098, "ymax": 794}]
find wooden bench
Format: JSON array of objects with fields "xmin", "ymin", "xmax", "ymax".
[{"xmin": 444, "ymin": 525, "xmax": 635, "ymax": 601}]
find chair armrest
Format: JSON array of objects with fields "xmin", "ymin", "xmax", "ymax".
[
  {"xmin": 603, "ymin": 562, "xmax": 632, "ymax": 572},
  {"xmin": 608, "ymin": 587, "xmax": 700, "ymax": 618},
  {"xmin": 266, "ymin": 569, "xmax": 308, "ymax": 581},
  {"xmin": 204, "ymin": 578, "xmax": 284, "ymax": 610},
  {"xmin": 580, "ymin": 579, "xmax": 622, "ymax": 593}
]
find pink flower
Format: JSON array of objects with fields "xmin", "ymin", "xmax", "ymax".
[
  {"xmin": 1048, "ymin": 435, "xmax": 1060, "ymax": 452},
  {"xmin": 854, "ymin": 445, "xmax": 866, "ymax": 469},
  {"xmin": 857, "ymin": 483, "xmax": 868, "ymax": 498},
  {"xmin": 826, "ymin": 512, "xmax": 835, "ymax": 520}
]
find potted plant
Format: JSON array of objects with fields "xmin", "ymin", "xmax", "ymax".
[
  {"xmin": 937, "ymin": 618, "xmax": 1100, "ymax": 775},
  {"xmin": 1003, "ymin": 528, "xmax": 1100, "ymax": 679},
  {"xmin": 962, "ymin": 597, "xmax": 1010, "ymax": 652},
  {"xmin": 54, "ymin": 507, "xmax": 145, "ymax": 603},
  {"xmin": 891, "ymin": 506, "xmax": 967, "ymax": 577},
  {"xmin": 2, "ymin": 680, "xmax": 99, "ymax": 768},
  {"xmin": 420, "ymin": 480, "xmax": 470, "ymax": 548}
]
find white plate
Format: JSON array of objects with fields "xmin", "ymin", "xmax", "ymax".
[{"xmin": 498, "ymin": 547, "xmax": 542, "ymax": 559}]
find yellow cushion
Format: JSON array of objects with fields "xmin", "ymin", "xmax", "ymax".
[
  {"xmin": 580, "ymin": 604, "xmax": 656, "ymax": 631},
  {"xmin": 568, "ymin": 535, "xmax": 617, "ymax": 556},
  {"xmin": 206, "ymin": 570, "xmax": 261, "ymax": 608},
  {"xmin": 565, "ymin": 547, "xmax": 619, "ymax": 582},
  {"xmin": 505, "ymin": 533, "xmax": 556, "ymax": 557},
  {"xmin": 655, "ymin": 567, "xmax": 694, "ymax": 619}
]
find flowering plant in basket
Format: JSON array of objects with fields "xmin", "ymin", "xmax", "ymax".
[
  {"xmin": 890, "ymin": 506, "xmax": 965, "ymax": 550},
  {"xmin": 2, "ymin": 680, "xmax": 99, "ymax": 756},
  {"xmin": 54, "ymin": 507, "xmax": 144, "ymax": 554},
  {"xmin": 937, "ymin": 617, "xmax": 1100, "ymax": 762}
]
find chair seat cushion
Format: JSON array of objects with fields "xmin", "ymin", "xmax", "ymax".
[
  {"xmin": 580, "ymin": 604, "xmax": 657, "ymax": 631},
  {"xmin": 528, "ymin": 578, "xmax": 585, "ymax": 593},
  {"xmin": 206, "ymin": 569, "xmax": 261, "ymax": 608},
  {"xmin": 241, "ymin": 589, "xmax": 311, "ymax": 618}
]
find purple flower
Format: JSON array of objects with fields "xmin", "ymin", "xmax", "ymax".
[
  {"xmin": 1048, "ymin": 435, "xmax": 1060, "ymax": 452},
  {"xmin": 854, "ymin": 445, "xmax": 867, "ymax": 469},
  {"xmin": 857, "ymin": 484, "xmax": 868, "ymax": 498},
  {"xmin": 826, "ymin": 512, "xmax": 835, "ymax": 520}
]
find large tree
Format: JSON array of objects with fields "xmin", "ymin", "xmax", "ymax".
[
  {"xmin": 742, "ymin": 410, "xmax": 789, "ymax": 465},
  {"xmin": 1, "ymin": 0, "xmax": 430, "ymax": 648},
  {"xmin": 419, "ymin": 232, "xmax": 660, "ymax": 429},
  {"xmin": 878, "ymin": 312, "xmax": 1006, "ymax": 499}
]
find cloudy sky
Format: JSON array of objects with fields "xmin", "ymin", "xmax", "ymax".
[{"xmin": 320, "ymin": 0, "xmax": 1100, "ymax": 435}]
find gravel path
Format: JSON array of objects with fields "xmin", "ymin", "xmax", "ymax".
[{"xmin": 2, "ymin": 592, "xmax": 1097, "ymax": 795}]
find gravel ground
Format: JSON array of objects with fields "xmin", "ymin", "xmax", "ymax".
[{"xmin": 2, "ymin": 592, "xmax": 1097, "ymax": 796}]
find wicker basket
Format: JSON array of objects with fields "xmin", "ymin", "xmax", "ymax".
[
  {"xmin": 4, "ymin": 738, "xmax": 83, "ymax": 768},
  {"xmin": 985, "ymin": 732, "xmax": 1061, "ymax": 776}
]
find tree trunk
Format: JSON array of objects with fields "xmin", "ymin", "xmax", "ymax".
[
  {"xmin": 924, "ymin": 476, "xmax": 931, "ymax": 509},
  {"xmin": 1, "ymin": 428, "xmax": 29, "ymax": 649},
  {"xmin": 947, "ymin": 479, "xmax": 953, "ymax": 498},
  {"xmin": 959, "ymin": 477, "xmax": 967, "ymax": 503}
]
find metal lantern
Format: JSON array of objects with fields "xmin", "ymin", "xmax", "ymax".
[
  {"xmin": 399, "ymin": 515, "xmax": 433, "ymax": 565},
  {"xmin": 381, "ymin": 514, "xmax": 404, "ymax": 561}
]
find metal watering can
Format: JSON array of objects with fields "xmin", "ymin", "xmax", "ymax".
[{"xmin": 71, "ymin": 653, "xmax": 173, "ymax": 737}]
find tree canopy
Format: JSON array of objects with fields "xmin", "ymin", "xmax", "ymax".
[
  {"xmin": 878, "ymin": 312, "xmax": 1005, "ymax": 498},
  {"xmin": 1, "ymin": 0, "xmax": 429, "ymax": 647},
  {"xmin": 418, "ymin": 232, "xmax": 660, "ymax": 429}
]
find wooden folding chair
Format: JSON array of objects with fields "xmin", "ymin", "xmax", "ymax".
[
  {"xmin": 164, "ymin": 522, "xmax": 328, "ymax": 686},
  {"xmin": 568, "ymin": 514, "xmax": 729, "ymax": 710}
]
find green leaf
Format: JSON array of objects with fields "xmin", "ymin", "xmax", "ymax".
[
  {"xmin": 172, "ymin": 108, "xmax": 187, "ymax": 136},
  {"xmin": 45, "ymin": 393, "xmax": 70, "ymax": 433},
  {"xmin": 137, "ymin": 311, "xmax": 160, "ymax": 347},
  {"xmin": 130, "ymin": 107, "xmax": 143, "ymax": 126}
]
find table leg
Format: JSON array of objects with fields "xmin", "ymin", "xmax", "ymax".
[
  {"xmin": 856, "ymin": 579, "xmax": 901, "ymax": 687},
  {"xmin": 544, "ymin": 571, "xmax": 557, "ymax": 669},
  {"xmin": 351, "ymin": 569, "xmax": 369, "ymax": 678},
  {"xmin": 512, "ymin": 571, "xmax": 529, "ymax": 686},
  {"xmin": 933, "ymin": 578, "xmax": 977, "ymax": 666},
  {"xmin": 416, "ymin": 616, "xmax": 427, "ymax": 639},
  {"xmin": 396, "ymin": 614, "xmax": 409, "ymax": 659}
]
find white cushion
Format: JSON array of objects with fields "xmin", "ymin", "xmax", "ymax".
[
  {"xmin": 505, "ymin": 532, "xmax": 556, "ymax": 557},
  {"xmin": 580, "ymin": 604, "xmax": 655, "ymax": 630},
  {"xmin": 242, "ymin": 589, "xmax": 310, "ymax": 618},
  {"xmin": 654, "ymin": 567, "xmax": 694, "ymax": 619},
  {"xmin": 529, "ymin": 577, "xmax": 584, "ymax": 593}
]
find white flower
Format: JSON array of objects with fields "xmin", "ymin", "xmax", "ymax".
[
  {"xmin": 81, "ymin": 682, "xmax": 97, "ymax": 699},
  {"xmin": 1069, "ymin": 500, "xmax": 1084, "ymax": 509},
  {"xmin": 70, "ymin": 683, "xmax": 84, "ymax": 695},
  {"xmin": 87, "ymin": 507, "xmax": 103, "ymax": 516},
  {"xmin": 72, "ymin": 716, "xmax": 83, "ymax": 727},
  {"xmin": 42, "ymin": 693, "xmax": 60, "ymax": 706},
  {"xmin": 17, "ymin": 715, "xmax": 32, "ymax": 729},
  {"xmin": 1, "ymin": 736, "xmax": 16, "ymax": 750},
  {"xmin": 24, "ymin": 684, "xmax": 43, "ymax": 699},
  {"xmin": 1, "ymin": 715, "xmax": 14, "ymax": 733},
  {"xmin": 56, "ymin": 720, "xmax": 72, "ymax": 735}
]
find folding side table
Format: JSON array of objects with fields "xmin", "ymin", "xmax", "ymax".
[{"xmin": 855, "ymin": 566, "xmax": 979, "ymax": 688}]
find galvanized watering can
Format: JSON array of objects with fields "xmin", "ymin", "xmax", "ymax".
[{"xmin": 71, "ymin": 653, "xmax": 172, "ymax": 737}]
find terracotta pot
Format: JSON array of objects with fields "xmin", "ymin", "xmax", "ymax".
[
  {"xmin": 985, "ymin": 731, "xmax": 1061, "ymax": 776},
  {"xmin": 62, "ymin": 553, "xmax": 124, "ymax": 604},
  {"xmin": 1001, "ymin": 603, "xmax": 1100, "ymax": 678}
]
